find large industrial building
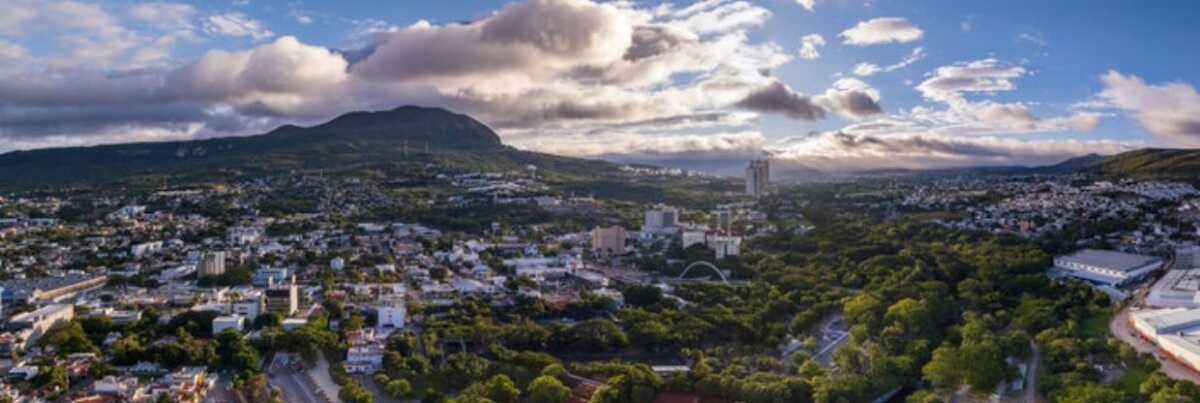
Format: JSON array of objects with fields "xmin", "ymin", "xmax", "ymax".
[
  {"xmin": 1130, "ymin": 308, "xmax": 1200, "ymax": 373},
  {"xmin": 1053, "ymin": 249, "xmax": 1162, "ymax": 287},
  {"xmin": 0, "ymin": 274, "xmax": 108, "ymax": 304}
]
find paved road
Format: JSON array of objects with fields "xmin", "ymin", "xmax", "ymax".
[
  {"xmin": 271, "ymin": 354, "xmax": 324, "ymax": 403},
  {"xmin": 1022, "ymin": 341, "xmax": 1040, "ymax": 403}
]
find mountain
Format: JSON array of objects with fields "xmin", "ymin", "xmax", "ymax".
[
  {"xmin": 1087, "ymin": 148, "xmax": 1200, "ymax": 180},
  {"xmin": 0, "ymin": 106, "xmax": 612, "ymax": 188}
]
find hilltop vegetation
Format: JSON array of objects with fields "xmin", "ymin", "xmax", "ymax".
[{"xmin": 1090, "ymin": 148, "xmax": 1200, "ymax": 180}]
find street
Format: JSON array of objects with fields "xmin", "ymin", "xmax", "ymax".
[{"xmin": 270, "ymin": 353, "xmax": 326, "ymax": 403}]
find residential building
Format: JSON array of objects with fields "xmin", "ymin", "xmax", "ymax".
[
  {"xmin": 198, "ymin": 251, "xmax": 226, "ymax": 277},
  {"xmin": 265, "ymin": 284, "xmax": 298, "ymax": 316},
  {"xmin": 745, "ymin": 159, "xmax": 769, "ymax": 196},
  {"xmin": 643, "ymin": 206, "xmax": 679, "ymax": 232},
  {"xmin": 590, "ymin": 226, "xmax": 627, "ymax": 255},
  {"xmin": 377, "ymin": 299, "xmax": 407, "ymax": 330},
  {"xmin": 212, "ymin": 315, "xmax": 245, "ymax": 334},
  {"xmin": 252, "ymin": 266, "xmax": 291, "ymax": 287}
]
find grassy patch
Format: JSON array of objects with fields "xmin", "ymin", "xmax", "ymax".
[
  {"xmin": 1080, "ymin": 309, "xmax": 1113, "ymax": 339},
  {"xmin": 1114, "ymin": 364, "xmax": 1153, "ymax": 395}
]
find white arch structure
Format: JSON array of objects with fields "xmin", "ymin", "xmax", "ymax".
[{"xmin": 678, "ymin": 261, "xmax": 727, "ymax": 282}]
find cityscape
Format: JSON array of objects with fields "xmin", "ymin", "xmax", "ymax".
[{"xmin": 2, "ymin": 1, "xmax": 1200, "ymax": 403}]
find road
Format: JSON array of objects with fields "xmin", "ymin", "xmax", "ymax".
[
  {"xmin": 270, "ymin": 353, "xmax": 324, "ymax": 403},
  {"xmin": 1022, "ymin": 341, "xmax": 1040, "ymax": 403}
]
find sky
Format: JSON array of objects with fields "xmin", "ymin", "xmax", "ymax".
[{"xmin": 2, "ymin": 0, "xmax": 1200, "ymax": 174}]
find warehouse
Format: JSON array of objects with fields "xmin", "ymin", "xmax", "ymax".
[{"xmin": 1053, "ymin": 249, "xmax": 1161, "ymax": 287}]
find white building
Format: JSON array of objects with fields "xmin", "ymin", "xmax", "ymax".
[
  {"xmin": 130, "ymin": 241, "xmax": 163, "ymax": 257},
  {"xmin": 708, "ymin": 235, "xmax": 742, "ymax": 259},
  {"xmin": 212, "ymin": 315, "xmax": 245, "ymax": 334},
  {"xmin": 682, "ymin": 231, "xmax": 706, "ymax": 249},
  {"xmin": 8, "ymin": 304, "xmax": 74, "ymax": 350},
  {"xmin": 1053, "ymin": 249, "xmax": 1162, "ymax": 287},
  {"xmin": 345, "ymin": 345, "xmax": 385, "ymax": 374},
  {"xmin": 1130, "ymin": 308, "xmax": 1200, "ymax": 373},
  {"xmin": 644, "ymin": 206, "xmax": 679, "ymax": 232},
  {"xmin": 1177, "ymin": 245, "xmax": 1200, "ymax": 270},
  {"xmin": 377, "ymin": 300, "xmax": 406, "ymax": 330}
]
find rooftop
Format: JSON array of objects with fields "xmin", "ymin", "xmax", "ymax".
[{"xmin": 1058, "ymin": 249, "xmax": 1161, "ymax": 272}]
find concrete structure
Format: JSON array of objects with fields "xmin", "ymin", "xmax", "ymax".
[
  {"xmin": 345, "ymin": 345, "xmax": 385, "ymax": 374},
  {"xmin": 280, "ymin": 318, "xmax": 307, "ymax": 331},
  {"xmin": 377, "ymin": 299, "xmax": 407, "ymax": 330},
  {"xmin": 233, "ymin": 296, "xmax": 264, "ymax": 320},
  {"xmin": 745, "ymin": 159, "xmax": 769, "ymax": 197},
  {"xmin": 708, "ymin": 235, "xmax": 742, "ymax": 259},
  {"xmin": 682, "ymin": 231, "xmax": 706, "ymax": 249},
  {"xmin": 1178, "ymin": 245, "xmax": 1200, "ymax": 270},
  {"xmin": 590, "ymin": 226, "xmax": 627, "ymax": 255},
  {"xmin": 212, "ymin": 315, "xmax": 245, "ymax": 334},
  {"xmin": 265, "ymin": 285, "xmax": 299, "ymax": 316},
  {"xmin": 643, "ymin": 206, "xmax": 679, "ymax": 232},
  {"xmin": 1130, "ymin": 308, "xmax": 1200, "ymax": 374},
  {"xmin": 0, "ymin": 274, "xmax": 107, "ymax": 304},
  {"xmin": 130, "ymin": 241, "xmax": 163, "ymax": 257},
  {"xmin": 7, "ymin": 304, "xmax": 74, "ymax": 350},
  {"xmin": 1053, "ymin": 249, "xmax": 1162, "ymax": 287},
  {"xmin": 1147, "ymin": 269, "xmax": 1200, "ymax": 308},
  {"xmin": 711, "ymin": 209, "xmax": 732, "ymax": 232},
  {"xmin": 252, "ymin": 267, "xmax": 291, "ymax": 287},
  {"xmin": 198, "ymin": 251, "xmax": 226, "ymax": 277}
]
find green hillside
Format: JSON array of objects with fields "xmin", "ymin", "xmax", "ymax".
[
  {"xmin": 0, "ymin": 106, "xmax": 607, "ymax": 188},
  {"xmin": 1089, "ymin": 148, "xmax": 1200, "ymax": 180},
  {"xmin": 0, "ymin": 106, "xmax": 741, "ymax": 206}
]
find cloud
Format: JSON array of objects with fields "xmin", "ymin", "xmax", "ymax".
[
  {"xmin": 204, "ymin": 12, "xmax": 273, "ymax": 40},
  {"xmin": 1097, "ymin": 71, "xmax": 1200, "ymax": 146},
  {"xmin": 769, "ymin": 131, "xmax": 1137, "ymax": 171},
  {"xmin": 798, "ymin": 33, "xmax": 825, "ymax": 59},
  {"xmin": 850, "ymin": 47, "xmax": 927, "ymax": 80},
  {"xmin": 915, "ymin": 58, "xmax": 1024, "ymax": 103},
  {"xmin": 735, "ymin": 78, "xmax": 883, "ymax": 121},
  {"xmin": 0, "ymin": 0, "xmax": 796, "ymax": 154},
  {"xmin": 129, "ymin": 2, "xmax": 195, "ymax": 30},
  {"xmin": 853, "ymin": 63, "xmax": 881, "ymax": 76},
  {"xmin": 167, "ymin": 36, "xmax": 350, "ymax": 117},
  {"xmin": 796, "ymin": 0, "xmax": 815, "ymax": 12},
  {"xmin": 1017, "ymin": 32, "xmax": 1047, "ymax": 47},
  {"xmin": 839, "ymin": 17, "xmax": 923, "ymax": 46},
  {"xmin": 734, "ymin": 81, "xmax": 826, "ymax": 120}
]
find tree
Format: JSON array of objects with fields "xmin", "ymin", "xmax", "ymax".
[
  {"xmin": 385, "ymin": 379, "xmax": 412, "ymax": 398},
  {"xmin": 622, "ymin": 285, "xmax": 664, "ymax": 308},
  {"xmin": 461, "ymin": 374, "xmax": 521, "ymax": 403},
  {"xmin": 528, "ymin": 375, "xmax": 571, "ymax": 403}
]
